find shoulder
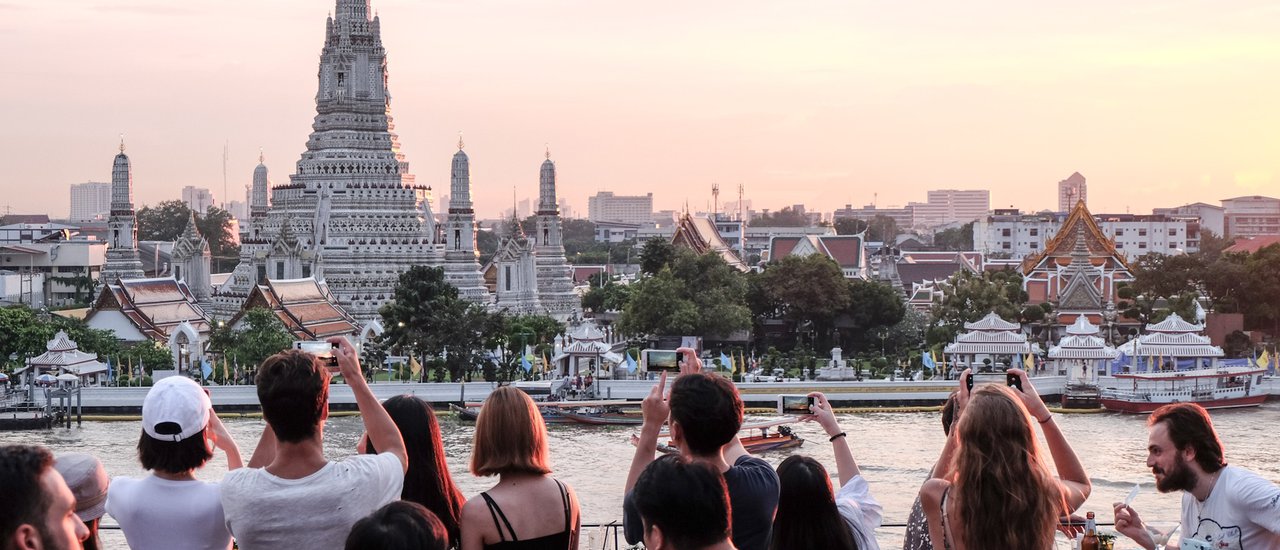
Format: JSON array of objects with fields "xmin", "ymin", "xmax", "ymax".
[
  {"xmin": 460, "ymin": 491, "xmax": 495, "ymax": 527},
  {"xmin": 338, "ymin": 452, "xmax": 401, "ymax": 474},
  {"xmin": 729, "ymin": 455, "xmax": 779, "ymax": 479},
  {"xmin": 921, "ymin": 478, "xmax": 951, "ymax": 508}
]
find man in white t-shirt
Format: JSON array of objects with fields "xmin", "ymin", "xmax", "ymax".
[
  {"xmin": 1114, "ymin": 402, "xmax": 1280, "ymax": 550},
  {"xmin": 221, "ymin": 337, "xmax": 408, "ymax": 550}
]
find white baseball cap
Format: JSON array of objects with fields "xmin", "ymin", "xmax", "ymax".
[{"xmin": 142, "ymin": 376, "xmax": 211, "ymax": 442}]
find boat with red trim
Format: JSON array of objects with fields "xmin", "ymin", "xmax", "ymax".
[{"xmin": 1099, "ymin": 366, "xmax": 1267, "ymax": 413}]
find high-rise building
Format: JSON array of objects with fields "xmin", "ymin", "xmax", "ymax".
[
  {"xmin": 69, "ymin": 182, "xmax": 112, "ymax": 222},
  {"xmin": 588, "ymin": 192, "xmax": 654, "ymax": 225},
  {"xmin": 182, "ymin": 186, "xmax": 216, "ymax": 213},
  {"xmin": 908, "ymin": 189, "xmax": 990, "ymax": 229},
  {"xmin": 1058, "ymin": 172, "xmax": 1087, "ymax": 212},
  {"xmin": 1221, "ymin": 195, "xmax": 1280, "ymax": 239},
  {"xmin": 100, "ymin": 140, "xmax": 145, "ymax": 284}
]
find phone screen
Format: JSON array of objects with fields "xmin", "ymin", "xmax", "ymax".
[
  {"xmin": 779, "ymin": 395, "xmax": 813, "ymax": 414},
  {"xmin": 644, "ymin": 350, "xmax": 680, "ymax": 371}
]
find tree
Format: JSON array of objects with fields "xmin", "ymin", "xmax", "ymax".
[
  {"xmin": 0, "ymin": 306, "xmax": 121, "ymax": 370},
  {"xmin": 837, "ymin": 279, "xmax": 906, "ymax": 353},
  {"xmin": 619, "ymin": 249, "xmax": 750, "ymax": 338},
  {"xmin": 380, "ymin": 266, "xmax": 502, "ymax": 381},
  {"xmin": 581, "ymin": 279, "xmax": 633, "ymax": 313},
  {"xmin": 831, "ymin": 215, "xmax": 899, "ymax": 243},
  {"xmin": 929, "ymin": 269, "xmax": 1028, "ymax": 344},
  {"xmin": 932, "ymin": 222, "xmax": 975, "ymax": 251},
  {"xmin": 749, "ymin": 207, "xmax": 811, "ymax": 227},
  {"xmin": 197, "ymin": 206, "xmax": 239, "ymax": 272},
  {"xmin": 476, "ymin": 224, "xmax": 501, "ymax": 260},
  {"xmin": 1128, "ymin": 253, "xmax": 1204, "ymax": 301},
  {"xmin": 137, "ymin": 200, "xmax": 192, "ymax": 242},
  {"xmin": 1195, "ymin": 229, "xmax": 1234, "ymax": 263},
  {"xmin": 1116, "ymin": 282, "xmax": 1198, "ymax": 331},
  {"xmin": 638, "ymin": 237, "xmax": 676, "ymax": 275},
  {"xmin": 757, "ymin": 255, "xmax": 852, "ymax": 349},
  {"xmin": 137, "ymin": 200, "xmax": 239, "ymax": 271},
  {"xmin": 207, "ymin": 307, "xmax": 294, "ymax": 369}
]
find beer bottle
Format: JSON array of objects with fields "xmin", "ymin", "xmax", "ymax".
[{"xmin": 1081, "ymin": 511, "xmax": 1100, "ymax": 550}]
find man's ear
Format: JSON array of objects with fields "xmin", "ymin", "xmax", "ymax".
[
  {"xmin": 646, "ymin": 523, "xmax": 666, "ymax": 550},
  {"xmin": 12, "ymin": 523, "xmax": 41, "ymax": 550},
  {"xmin": 1180, "ymin": 444, "xmax": 1198, "ymax": 467},
  {"xmin": 669, "ymin": 420, "xmax": 684, "ymax": 445}
]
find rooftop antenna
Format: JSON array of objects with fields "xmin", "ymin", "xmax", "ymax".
[
  {"xmin": 712, "ymin": 183, "xmax": 720, "ymax": 219},
  {"xmin": 737, "ymin": 183, "xmax": 744, "ymax": 221},
  {"xmin": 119, "ymin": 133, "xmax": 126, "ymax": 153},
  {"xmin": 458, "ymin": 131, "xmax": 465, "ymax": 150}
]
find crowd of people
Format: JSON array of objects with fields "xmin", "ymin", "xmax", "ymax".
[{"xmin": 2, "ymin": 341, "xmax": 1278, "ymax": 550}]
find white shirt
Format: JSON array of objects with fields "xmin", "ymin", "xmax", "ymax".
[
  {"xmin": 106, "ymin": 475, "xmax": 232, "ymax": 550},
  {"xmin": 1178, "ymin": 465, "xmax": 1280, "ymax": 550},
  {"xmin": 220, "ymin": 452, "xmax": 403, "ymax": 550},
  {"xmin": 835, "ymin": 474, "xmax": 883, "ymax": 550}
]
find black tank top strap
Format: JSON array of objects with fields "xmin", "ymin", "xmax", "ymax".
[
  {"xmin": 480, "ymin": 491, "xmax": 518, "ymax": 542},
  {"xmin": 555, "ymin": 479, "xmax": 570, "ymax": 534}
]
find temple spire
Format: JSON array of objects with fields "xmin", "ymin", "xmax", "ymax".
[
  {"xmin": 458, "ymin": 131, "xmax": 465, "ymax": 150},
  {"xmin": 119, "ymin": 134, "xmax": 126, "ymax": 153}
]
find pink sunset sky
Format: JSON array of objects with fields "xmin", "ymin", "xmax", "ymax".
[{"xmin": 3, "ymin": 0, "xmax": 1279, "ymax": 220}]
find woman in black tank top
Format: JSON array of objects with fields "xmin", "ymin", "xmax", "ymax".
[{"xmin": 459, "ymin": 387, "xmax": 580, "ymax": 550}]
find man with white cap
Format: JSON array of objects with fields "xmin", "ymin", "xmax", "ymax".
[
  {"xmin": 106, "ymin": 375, "xmax": 242, "ymax": 550},
  {"xmin": 54, "ymin": 453, "xmax": 109, "ymax": 550}
]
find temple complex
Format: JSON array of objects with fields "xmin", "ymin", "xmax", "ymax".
[
  {"xmin": 671, "ymin": 212, "xmax": 749, "ymax": 271},
  {"xmin": 1021, "ymin": 200, "xmax": 1135, "ymax": 330},
  {"xmin": 1116, "ymin": 314, "xmax": 1223, "ymax": 372},
  {"xmin": 99, "ymin": 139, "xmax": 145, "ymax": 284}
]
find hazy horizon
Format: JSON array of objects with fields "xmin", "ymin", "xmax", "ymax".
[{"xmin": 3, "ymin": 0, "xmax": 1279, "ymax": 220}]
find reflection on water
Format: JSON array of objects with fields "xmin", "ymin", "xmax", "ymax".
[{"xmin": 4, "ymin": 402, "xmax": 1278, "ymax": 549}]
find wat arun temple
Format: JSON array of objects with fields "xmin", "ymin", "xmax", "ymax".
[{"xmin": 207, "ymin": 0, "xmax": 578, "ymax": 323}]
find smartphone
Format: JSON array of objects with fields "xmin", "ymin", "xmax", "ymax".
[
  {"xmin": 777, "ymin": 394, "xmax": 815, "ymax": 415},
  {"xmin": 965, "ymin": 372, "xmax": 974, "ymax": 393},
  {"xmin": 294, "ymin": 341, "xmax": 339, "ymax": 370},
  {"xmin": 641, "ymin": 349, "xmax": 680, "ymax": 372},
  {"xmin": 1006, "ymin": 371, "xmax": 1023, "ymax": 392}
]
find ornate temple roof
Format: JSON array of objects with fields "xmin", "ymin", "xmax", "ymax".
[
  {"xmin": 1145, "ymin": 314, "xmax": 1204, "ymax": 334},
  {"xmin": 28, "ymin": 331, "xmax": 107, "ymax": 374},
  {"xmin": 768, "ymin": 234, "xmax": 867, "ymax": 274},
  {"xmin": 1021, "ymin": 200, "xmax": 1132, "ymax": 274},
  {"xmin": 88, "ymin": 277, "xmax": 211, "ymax": 341},
  {"xmin": 671, "ymin": 213, "xmax": 748, "ymax": 271},
  {"xmin": 1064, "ymin": 316, "xmax": 1101, "ymax": 336},
  {"xmin": 234, "ymin": 277, "xmax": 359, "ymax": 340},
  {"xmin": 963, "ymin": 312, "xmax": 1021, "ymax": 331},
  {"xmin": 1050, "ymin": 317, "xmax": 1115, "ymax": 359}
]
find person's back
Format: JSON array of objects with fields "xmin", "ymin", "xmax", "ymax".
[
  {"xmin": 459, "ymin": 386, "xmax": 579, "ymax": 550},
  {"xmin": 631, "ymin": 455, "xmax": 737, "ymax": 550},
  {"xmin": 221, "ymin": 341, "xmax": 407, "ymax": 550},
  {"xmin": 106, "ymin": 376, "xmax": 241, "ymax": 550},
  {"xmin": 624, "ymin": 354, "xmax": 779, "ymax": 550}
]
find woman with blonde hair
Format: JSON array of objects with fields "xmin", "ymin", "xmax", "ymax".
[
  {"xmin": 921, "ymin": 369, "xmax": 1091, "ymax": 549},
  {"xmin": 460, "ymin": 386, "xmax": 580, "ymax": 550}
]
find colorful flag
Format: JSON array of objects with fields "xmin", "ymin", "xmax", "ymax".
[
  {"xmin": 222, "ymin": 356, "xmax": 229, "ymax": 382},
  {"xmin": 720, "ymin": 352, "xmax": 733, "ymax": 372},
  {"xmin": 409, "ymin": 356, "xmax": 423, "ymax": 378},
  {"xmin": 1024, "ymin": 353, "xmax": 1035, "ymax": 371},
  {"xmin": 1257, "ymin": 349, "xmax": 1272, "ymax": 372},
  {"xmin": 105, "ymin": 357, "xmax": 114, "ymax": 381},
  {"xmin": 922, "ymin": 351, "xmax": 936, "ymax": 371},
  {"xmin": 625, "ymin": 351, "xmax": 638, "ymax": 373},
  {"xmin": 200, "ymin": 358, "xmax": 213, "ymax": 381},
  {"xmin": 520, "ymin": 355, "xmax": 532, "ymax": 372}
]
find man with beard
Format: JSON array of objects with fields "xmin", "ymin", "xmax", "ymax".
[
  {"xmin": 0, "ymin": 444, "xmax": 90, "ymax": 550},
  {"xmin": 1113, "ymin": 403, "xmax": 1280, "ymax": 550}
]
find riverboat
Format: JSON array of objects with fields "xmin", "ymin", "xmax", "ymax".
[
  {"xmin": 648, "ymin": 419, "xmax": 805, "ymax": 454},
  {"xmin": 450, "ymin": 400, "xmax": 636, "ymax": 425},
  {"xmin": 1099, "ymin": 366, "xmax": 1267, "ymax": 414}
]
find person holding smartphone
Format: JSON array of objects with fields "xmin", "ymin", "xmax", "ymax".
[
  {"xmin": 770, "ymin": 392, "xmax": 883, "ymax": 550},
  {"xmin": 919, "ymin": 368, "xmax": 1092, "ymax": 549}
]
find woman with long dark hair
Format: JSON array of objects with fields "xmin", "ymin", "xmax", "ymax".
[
  {"xmin": 769, "ymin": 392, "xmax": 881, "ymax": 550},
  {"xmin": 361, "ymin": 395, "xmax": 466, "ymax": 546},
  {"xmin": 921, "ymin": 369, "xmax": 1092, "ymax": 549}
]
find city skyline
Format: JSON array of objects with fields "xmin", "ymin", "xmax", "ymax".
[{"xmin": 4, "ymin": 1, "xmax": 1280, "ymax": 219}]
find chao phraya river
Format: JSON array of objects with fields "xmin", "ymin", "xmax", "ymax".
[{"xmin": 5, "ymin": 402, "xmax": 1279, "ymax": 549}]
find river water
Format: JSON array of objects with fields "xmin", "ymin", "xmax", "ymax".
[{"xmin": 5, "ymin": 402, "xmax": 1279, "ymax": 549}]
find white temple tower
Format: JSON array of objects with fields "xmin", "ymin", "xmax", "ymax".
[
  {"xmin": 443, "ymin": 136, "xmax": 490, "ymax": 302},
  {"xmin": 213, "ymin": 0, "xmax": 484, "ymax": 321},
  {"xmin": 532, "ymin": 152, "xmax": 580, "ymax": 321},
  {"xmin": 171, "ymin": 212, "xmax": 212, "ymax": 306},
  {"xmin": 100, "ymin": 138, "xmax": 146, "ymax": 284}
]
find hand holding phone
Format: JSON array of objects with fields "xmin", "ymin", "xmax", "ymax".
[
  {"xmin": 777, "ymin": 394, "xmax": 815, "ymax": 415},
  {"xmin": 1006, "ymin": 371, "xmax": 1023, "ymax": 392}
]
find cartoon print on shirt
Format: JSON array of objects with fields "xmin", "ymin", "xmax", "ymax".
[{"xmin": 1191, "ymin": 518, "xmax": 1242, "ymax": 550}]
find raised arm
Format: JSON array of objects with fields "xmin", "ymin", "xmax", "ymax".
[
  {"xmin": 624, "ymin": 372, "xmax": 668, "ymax": 493},
  {"xmin": 330, "ymin": 336, "xmax": 407, "ymax": 473},
  {"xmin": 1012, "ymin": 368, "xmax": 1091, "ymax": 509},
  {"xmin": 930, "ymin": 370, "xmax": 970, "ymax": 479},
  {"xmin": 808, "ymin": 392, "xmax": 859, "ymax": 485},
  {"xmin": 246, "ymin": 424, "xmax": 277, "ymax": 469},
  {"xmin": 206, "ymin": 411, "xmax": 243, "ymax": 470}
]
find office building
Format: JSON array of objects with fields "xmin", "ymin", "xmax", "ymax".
[
  {"xmin": 69, "ymin": 182, "xmax": 112, "ymax": 222},
  {"xmin": 588, "ymin": 191, "xmax": 654, "ymax": 225},
  {"xmin": 1221, "ymin": 196, "xmax": 1280, "ymax": 239}
]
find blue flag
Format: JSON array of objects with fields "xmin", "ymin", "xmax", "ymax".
[
  {"xmin": 520, "ymin": 355, "xmax": 533, "ymax": 373},
  {"xmin": 720, "ymin": 352, "xmax": 733, "ymax": 371},
  {"xmin": 200, "ymin": 358, "xmax": 213, "ymax": 380},
  {"xmin": 626, "ymin": 352, "xmax": 638, "ymax": 373},
  {"xmin": 105, "ymin": 357, "xmax": 114, "ymax": 381},
  {"xmin": 922, "ymin": 352, "xmax": 936, "ymax": 371}
]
